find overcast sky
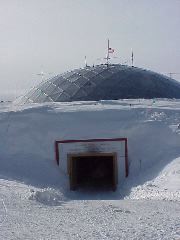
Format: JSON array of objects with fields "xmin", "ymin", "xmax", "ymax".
[{"xmin": 0, "ymin": 0, "xmax": 180, "ymax": 99}]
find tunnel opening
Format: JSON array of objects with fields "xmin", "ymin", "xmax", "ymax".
[{"xmin": 68, "ymin": 153, "xmax": 117, "ymax": 191}]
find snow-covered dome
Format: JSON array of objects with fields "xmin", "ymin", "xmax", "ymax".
[{"xmin": 20, "ymin": 64, "xmax": 180, "ymax": 103}]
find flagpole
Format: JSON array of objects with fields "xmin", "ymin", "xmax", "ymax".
[
  {"xmin": 107, "ymin": 39, "xmax": 109, "ymax": 66},
  {"xmin": 131, "ymin": 50, "xmax": 134, "ymax": 67},
  {"xmin": 85, "ymin": 56, "xmax": 87, "ymax": 67}
]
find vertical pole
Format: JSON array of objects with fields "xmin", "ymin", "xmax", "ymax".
[
  {"xmin": 107, "ymin": 39, "xmax": 110, "ymax": 66},
  {"xmin": 55, "ymin": 141, "xmax": 59, "ymax": 165},
  {"xmin": 125, "ymin": 139, "xmax": 129, "ymax": 177},
  {"xmin": 131, "ymin": 50, "xmax": 134, "ymax": 67},
  {"xmin": 85, "ymin": 56, "xmax": 87, "ymax": 67}
]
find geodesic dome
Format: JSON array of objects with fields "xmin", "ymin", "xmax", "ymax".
[{"xmin": 20, "ymin": 64, "xmax": 180, "ymax": 103}]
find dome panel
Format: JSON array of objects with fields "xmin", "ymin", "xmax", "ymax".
[
  {"xmin": 74, "ymin": 77, "xmax": 88, "ymax": 87},
  {"xmin": 83, "ymin": 70, "xmax": 97, "ymax": 78},
  {"xmin": 65, "ymin": 83, "xmax": 80, "ymax": 96},
  {"xmin": 56, "ymin": 92, "xmax": 71, "ymax": 102}
]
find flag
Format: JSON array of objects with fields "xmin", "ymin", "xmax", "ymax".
[{"xmin": 108, "ymin": 47, "xmax": 115, "ymax": 53}]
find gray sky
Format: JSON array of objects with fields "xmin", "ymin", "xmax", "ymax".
[{"xmin": 0, "ymin": 0, "xmax": 180, "ymax": 99}]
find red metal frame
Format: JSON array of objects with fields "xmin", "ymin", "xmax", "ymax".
[{"xmin": 54, "ymin": 137, "xmax": 128, "ymax": 177}]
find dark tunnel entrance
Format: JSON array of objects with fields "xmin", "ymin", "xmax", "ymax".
[{"xmin": 68, "ymin": 153, "xmax": 118, "ymax": 191}]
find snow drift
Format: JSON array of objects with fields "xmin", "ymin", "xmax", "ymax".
[
  {"xmin": 0, "ymin": 99, "xmax": 179, "ymax": 199},
  {"xmin": 0, "ymin": 99, "xmax": 180, "ymax": 240}
]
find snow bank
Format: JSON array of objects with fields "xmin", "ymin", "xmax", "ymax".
[
  {"xmin": 28, "ymin": 188, "xmax": 68, "ymax": 206},
  {"xmin": 125, "ymin": 157, "xmax": 180, "ymax": 201},
  {"xmin": 0, "ymin": 99, "xmax": 180, "ymax": 199}
]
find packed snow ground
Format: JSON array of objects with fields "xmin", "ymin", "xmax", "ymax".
[{"xmin": 0, "ymin": 99, "xmax": 180, "ymax": 239}]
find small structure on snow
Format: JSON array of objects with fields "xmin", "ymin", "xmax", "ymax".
[{"xmin": 55, "ymin": 138, "xmax": 128, "ymax": 191}]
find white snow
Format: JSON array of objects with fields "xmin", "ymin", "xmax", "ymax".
[{"xmin": 0, "ymin": 99, "xmax": 180, "ymax": 239}]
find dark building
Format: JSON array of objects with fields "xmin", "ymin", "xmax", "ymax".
[{"xmin": 20, "ymin": 64, "xmax": 180, "ymax": 103}]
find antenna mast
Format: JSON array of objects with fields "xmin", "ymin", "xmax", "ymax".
[
  {"xmin": 168, "ymin": 72, "xmax": 180, "ymax": 79},
  {"xmin": 105, "ymin": 39, "xmax": 114, "ymax": 66},
  {"xmin": 131, "ymin": 50, "xmax": 134, "ymax": 67},
  {"xmin": 85, "ymin": 56, "xmax": 87, "ymax": 67},
  {"xmin": 107, "ymin": 39, "xmax": 110, "ymax": 66}
]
